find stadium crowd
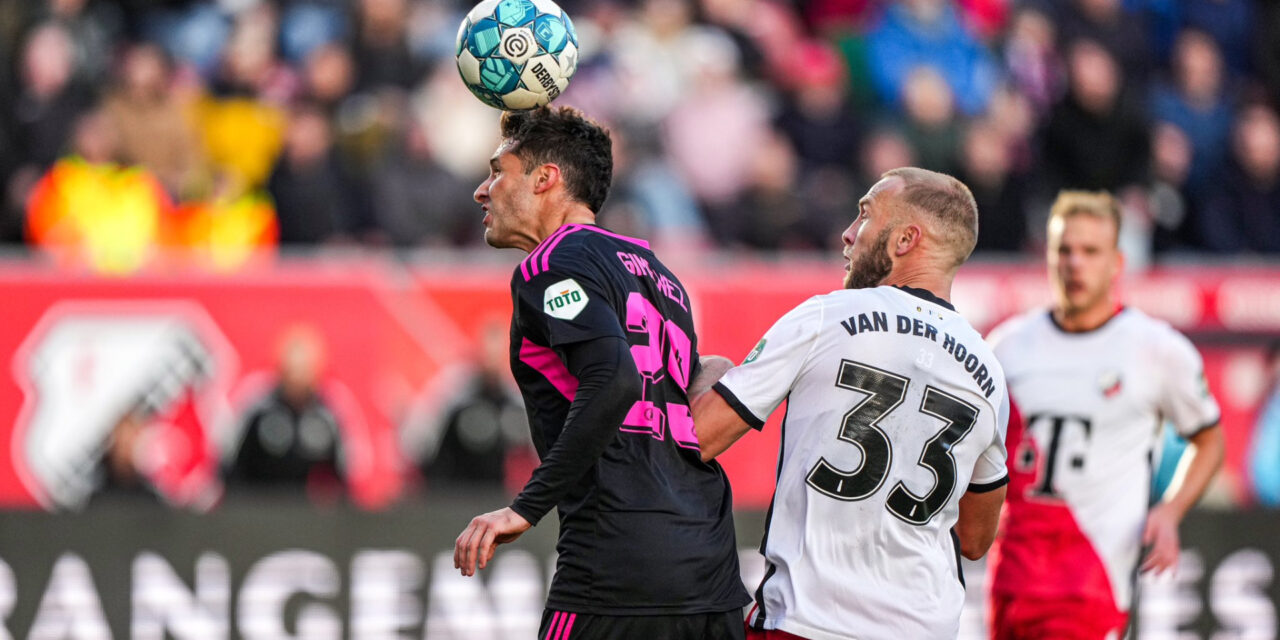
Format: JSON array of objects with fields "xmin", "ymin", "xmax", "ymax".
[{"xmin": 1, "ymin": 0, "xmax": 1280, "ymax": 274}]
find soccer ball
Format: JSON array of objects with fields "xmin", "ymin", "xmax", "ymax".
[{"xmin": 456, "ymin": 0, "xmax": 580, "ymax": 110}]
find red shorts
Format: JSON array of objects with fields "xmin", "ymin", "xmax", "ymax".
[
  {"xmin": 989, "ymin": 593, "xmax": 1129, "ymax": 640},
  {"xmin": 745, "ymin": 628, "xmax": 806, "ymax": 640}
]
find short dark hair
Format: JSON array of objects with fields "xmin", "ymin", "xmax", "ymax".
[{"xmin": 500, "ymin": 107, "xmax": 613, "ymax": 213}]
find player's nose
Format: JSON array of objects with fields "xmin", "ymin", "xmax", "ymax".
[
  {"xmin": 841, "ymin": 221, "xmax": 857, "ymax": 246},
  {"xmin": 473, "ymin": 179, "xmax": 490, "ymax": 204}
]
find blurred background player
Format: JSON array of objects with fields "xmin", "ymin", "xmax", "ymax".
[
  {"xmin": 416, "ymin": 320, "xmax": 534, "ymax": 495},
  {"xmin": 1249, "ymin": 339, "xmax": 1280, "ymax": 507},
  {"xmin": 692, "ymin": 168, "xmax": 1009, "ymax": 640},
  {"xmin": 452, "ymin": 106, "xmax": 749, "ymax": 640},
  {"xmin": 984, "ymin": 190, "xmax": 1224, "ymax": 640},
  {"xmin": 224, "ymin": 325, "xmax": 346, "ymax": 501}
]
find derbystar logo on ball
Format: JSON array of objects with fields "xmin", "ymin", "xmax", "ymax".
[{"xmin": 456, "ymin": 0, "xmax": 579, "ymax": 110}]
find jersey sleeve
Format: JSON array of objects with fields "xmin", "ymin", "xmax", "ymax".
[
  {"xmin": 970, "ymin": 387, "xmax": 1011, "ymax": 491},
  {"xmin": 1155, "ymin": 327, "xmax": 1221, "ymax": 438},
  {"xmin": 516, "ymin": 261, "xmax": 624, "ymax": 347},
  {"xmin": 714, "ymin": 295, "xmax": 825, "ymax": 430}
]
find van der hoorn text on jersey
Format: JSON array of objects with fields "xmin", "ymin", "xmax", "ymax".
[{"xmin": 840, "ymin": 311, "xmax": 998, "ymax": 398}]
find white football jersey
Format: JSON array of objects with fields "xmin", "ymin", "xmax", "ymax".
[
  {"xmin": 717, "ymin": 286, "xmax": 1009, "ymax": 640},
  {"xmin": 986, "ymin": 308, "xmax": 1220, "ymax": 611}
]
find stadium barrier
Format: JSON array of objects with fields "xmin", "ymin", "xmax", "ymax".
[
  {"xmin": 0, "ymin": 499, "xmax": 1274, "ymax": 639},
  {"xmin": 0, "ymin": 256, "xmax": 1275, "ymax": 511}
]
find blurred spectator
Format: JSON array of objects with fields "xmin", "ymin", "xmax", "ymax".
[
  {"xmin": 1146, "ymin": 121, "xmax": 1193, "ymax": 252},
  {"xmin": 605, "ymin": 125, "xmax": 708, "ymax": 249},
  {"xmin": 858, "ymin": 126, "xmax": 917, "ymax": 188},
  {"xmin": 278, "ymin": 0, "xmax": 348, "ymax": 66},
  {"xmin": 7, "ymin": 23, "xmax": 94, "ymax": 202},
  {"xmin": 0, "ymin": 0, "xmax": 1278, "ymax": 262},
  {"xmin": 721, "ymin": 131, "xmax": 836, "ymax": 250},
  {"xmin": 663, "ymin": 30, "xmax": 770, "ymax": 227},
  {"xmin": 352, "ymin": 0, "xmax": 420, "ymax": 92},
  {"xmin": 267, "ymin": 102, "xmax": 363, "ymax": 245},
  {"xmin": 800, "ymin": 0, "xmax": 877, "ymax": 36},
  {"xmin": 411, "ymin": 64, "xmax": 498, "ymax": 183},
  {"xmin": 698, "ymin": 0, "xmax": 804, "ymax": 85},
  {"xmin": 225, "ymin": 326, "xmax": 347, "ymax": 500},
  {"xmin": 26, "ymin": 109, "xmax": 172, "ymax": 274},
  {"xmin": 136, "ymin": 2, "xmax": 232, "ymax": 78},
  {"xmin": 370, "ymin": 116, "xmax": 480, "ymax": 247},
  {"xmin": 209, "ymin": 4, "xmax": 298, "ymax": 105},
  {"xmin": 1196, "ymin": 103, "xmax": 1280, "ymax": 253},
  {"xmin": 103, "ymin": 43, "xmax": 207, "ymax": 198},
  {"xmin": 300, "ymin": 41, "xmax": 355, "ymax": 111},
  {"xmin": 35, "ymin": 0, "xmax": 125, "ymax": 87},
  {"xmin": 1179, "ymin": 0, "xmax": 1252, "ymax": 77},
  {"xmin": 773, "ymin": 40, "xmax": 861, "ymax": 174},
  {"xmin": 1040, "ymin": 39, "xmax": 1149, "ymax": 194},
  {"xmin": 1250, "ymin": 340, "xmax": 1280, "ymax": 507},
  {"xmin": 1002, "ymin": 5, "xmax": 1065, "ymax": 115},
  {"xmin": 417, "ymin": 322, "xmax": 533, "ymax": 493},
  {"xmin": 985, "ymin": 84, "xmax": 1038, "ymax": 172},
  {"xmin": 1054, "ymin": 0, "xmax": 1153, "ymax": 89},
  {"xmin": 88, "ymin": 407, "xmax": 165, "ymax": 506},
  {"xmin": 1255, "ymin": 1, "xmax": 1280, "ymax": 108},
  {"xmin": 958, "ymin": 119, "xmax": 1030, "ymax": 253},
  {"xmin": 957, "ymin": 0, "xmax": 1008, "ymax": 43},
  {"xmin": 611, "ymin": 0, "xmax": 725, "ymax": 126},
  {"xmin": 1149, "ymin": 29, "xmax": 1234, "ymax": 196},
  {"xmin": 866, "ymin": 0, "xmax": 998, "ymax": 115},
  {"xmin": 897, "ymin": 65, "xmax": 961, "ymax": 175}
]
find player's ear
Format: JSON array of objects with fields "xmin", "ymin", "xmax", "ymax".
[
  {"xmin": 1112, "ymin": 245, "xmax": 1125, "ymax": 279},
  {"xmin": 532, "ymin": 163, "xmax": 560, "ymax": 194},
  {"xmin": 894, "ymin": 223, "xmax": 923, "ymax": 257}
]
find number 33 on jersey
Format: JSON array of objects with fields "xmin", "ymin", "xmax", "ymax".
[{"xmin": 715, "ymin": 285, "xmax": 1010, "ymax": 640}]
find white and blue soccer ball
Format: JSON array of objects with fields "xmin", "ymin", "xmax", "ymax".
[{"xmin": 456, "ymin": 0, "xmax": 579, "ymax": 110}]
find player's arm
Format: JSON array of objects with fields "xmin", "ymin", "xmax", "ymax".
[
  {"xmin": 455, "ymin": 335, "xmax": 642, "ymax": 576},
  {"xmin": 956, "ymin": 485, "xmax": 1006, "ymax": 560},
  {"xmin": 692, "ymin": 386, "xmax": 755, "ymax": 462},
  {"xmin": 689, "ymin": 355, "xmax": 752, "ymax": 462},
  {"xmin": 692, "ymin": 299, "xmax": 824, "ymax": 462},
  {"xmin": 957, "ymin": 390, "xmax": 1014, "ymax": 560},
  {"xmin": 1142, "ymin": 422, "xmax": 1224, "ymax": 574},
  {"xmin": 1142, "ymin": 330, "xmax": 1226, "ymax": 574}
]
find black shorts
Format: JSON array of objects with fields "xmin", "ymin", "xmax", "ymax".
[{"xmin": 538, "ymin": 608, "xmax": 746, "ymax": 640}]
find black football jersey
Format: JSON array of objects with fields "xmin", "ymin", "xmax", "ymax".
[{"xmin": 507, "ymin": 224, "xmax": 749, "ymax": 615}]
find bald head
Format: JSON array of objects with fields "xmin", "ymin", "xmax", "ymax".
[{"xmin": 879, "ymin": 167, "xmax": 978, "ymax": 268}]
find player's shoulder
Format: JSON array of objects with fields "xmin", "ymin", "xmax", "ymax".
[
  {"xmin": 1115, "ymin": 307, "xmax": 1201, "ymax": 358},
  {"xmin": 517, "ymin": 224, "xmax": 653, "ymax": 283}
]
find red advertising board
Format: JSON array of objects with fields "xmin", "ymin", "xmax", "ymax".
[{"xmin": 0, "ymin": 257, "xmax": 1275, "ymax": 510}]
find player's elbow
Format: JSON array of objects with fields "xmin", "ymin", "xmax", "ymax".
[
  {"xmin": 956, "ymin": 486, "xmax": 1005, "ymax": 560},
  {"xmin": 959, "ymin": 534, "xmax": 995, "ymax": 561},
  {"xmin": 614, "ymin": 354, "xmax": 644, "ymax": 399}
]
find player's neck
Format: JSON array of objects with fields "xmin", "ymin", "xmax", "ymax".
[
  {"xmin": 1052, "ymin": 300, "xmax": 1119, "ymax": 332},
  {"xmin": 881, "ymin": 266, "xmax": 953, "ymax": 304},
  {"xmin": 528, "ymin": 202, "xmax": 597, "ymax": 249}
]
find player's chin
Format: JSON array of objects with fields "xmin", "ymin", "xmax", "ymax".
[{"xmin": 483, "ymin": 228, "xmax": 509, "ymax": 249}]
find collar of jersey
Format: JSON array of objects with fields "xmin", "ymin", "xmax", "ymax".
[
  {"xmin": 1046, "ymin": 305, "xmax": 1127, "ymax": 335},
  {"xmin": 891, "ymin": 285, "xmax": 956, "ymax": 311}
]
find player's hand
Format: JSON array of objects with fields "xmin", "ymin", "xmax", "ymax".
[
  {"xmin": 1140, "ymin": 502, "xmax": 1182, "ymax": 575},
  {"xmin": 689, "ymin": 355, "xmax": 734, "ymax": 399},
  {"xmin": 453, "ymin": 507, "xmax": 532, "ymax": 577}
]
